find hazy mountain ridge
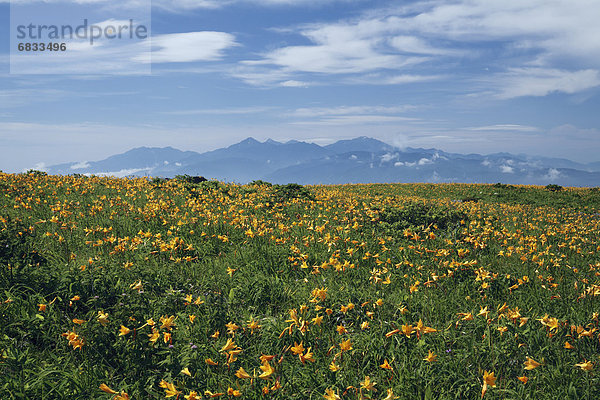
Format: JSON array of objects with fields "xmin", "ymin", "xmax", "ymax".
[{"xmin": 44, "ymin": 137, "xmax": 600, "ymax": 186}]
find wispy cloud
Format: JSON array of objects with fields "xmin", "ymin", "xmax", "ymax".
[
  {"xmin": 290, "ymin": 105, "xmax": 418, "ymax": 118},
  {"xmin": 232, "ymin": 0, "xmax": 600, "ymax": 95},
  {"xmin": 466, "ymin": 124, "xmax": 540, "ymax": 132},
  {"xmin": 287, "ymin": 104, "xmax": 419, "ymax": 126},
  {"xmin": 490, "ymin": 68, "xmax": 600, "ymax": 99},
  {"xmin": 162, "ymin": 106, "xmax": 275, "ymax": 115},
  {"xmin": 236, "ymin": 17, "xmax": 432, "ymax": 86},
  {"xmin": 10, "ymin": 26, "xmax": 238, "ymax": 74},
  {"xmin": 149, "ymin": 32, "xmax": 238, "ymax": 63},
  {"xmin": 342, "ymin": 73, "xmax": 444, "ymax": 85}
]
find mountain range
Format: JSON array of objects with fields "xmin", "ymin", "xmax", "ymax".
[{"xmin": 44, "ymin": 137, "xmax": 600, "ymax": 186}]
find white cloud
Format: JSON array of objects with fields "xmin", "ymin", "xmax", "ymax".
[
  {"xmin": 242, "ymin": 46, "xmax": 421, "ymax": 75},
  {"xmin": 279, "ymin": 80, "xmax": 310, "ymax": 87},
  {"xmin": 241, "ymin": 19, "xmax": 428, "ymax": 77},
  {"xmin": 382, "ymin": 74, "xmax": 442, "ymax": 85},
  {"xmin": 493, "ymin": 68, "xmax": 600, "ymax": 99},
  {"xmin": 228, "ymin": 66, "xmax": 294, "ymax": 87},
  {"xmin": 544, "ymin": 168, "xmax": 562, "ymax": 180},
  {"xmin": 70, "ymin": 161, "xmax": 91, "ymax": 169},
  {"xmin": 291, "ymin": 105, "xmax": 417, "ymax": 118},
  {"xmin": 232, "ymin": 0, "xmax": 600, "ymax": 94},
  {"xmin": 288, "ymin": 104, "xmax": 419, "ymax": 126},
  {"xmin": 341, "ymin": 73, "xmax": 443, "ymax": 85},
  {"xmin": 380, "ymin": 153, "xmax": 397, "ymax": 163},
  {"xmin": 389, "ymin": 36, "xmax": 461, "ymax": 56},
  {"xmin": 500, "ymin": 165, "xmax": 514, "ymax": 173},
  {"xmin": 467, "ymin": 124, "xmax": 540, "ymax": 132},
  {"xmin": 9, "ymin": 11, "xmax": 236, "ymax": 74},
  {"xmin": 9, "ymin": 0, "xmax": 600, "ymax": 97},
  {"xmin": 149, "ymin": 32, "xmax": 237, "ymax": 63},
  {"xmin": 95, "ymin": 167, "xmax": 153, "ymax": 177},
  {"xmin": 395, "ymin": 0, "xmax": 600, "ymax": 64},
  {"xmin": 23, "ymin": 162, "xmax": 47, "ymax": 173}
]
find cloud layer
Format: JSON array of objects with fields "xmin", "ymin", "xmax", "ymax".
[{"xmin": 232, "ymin": 0, "xmax": 600, "ymax": 95}]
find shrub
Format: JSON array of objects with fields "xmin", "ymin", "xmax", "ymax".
[
  {"xmin": 270, "ymin": 183, "xmax": 315, "ymax": 203},
  {"xmin": 174, "ymin": 175, "xmax": 207, "ymax": 184},
  {"xmin": 250, "ymin": 180, "xmax": 272, "ymax": 187},
  {"xmin": 493, "ymin": 183, "xmax": 515, "ymax": 189},
  {"xmin": 377, "ymin": 202, "xmax": 467, "ymax": 233},
  {"xmin": 25, "ymin": 170, "xmax": 47, "ymax": 177}
]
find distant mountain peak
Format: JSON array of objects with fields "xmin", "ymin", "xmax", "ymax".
[
  {"xmin": 324, "ymin": 136, "xmax": 394, "ymax": 153},
  {"xmin": 239, "ymin": 137, "xmax": 260, "ymax": 145}
]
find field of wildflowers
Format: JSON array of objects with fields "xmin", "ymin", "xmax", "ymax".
[{"xmin": 1, "ymin": 172, "xmax": 599, "ymax": 399}]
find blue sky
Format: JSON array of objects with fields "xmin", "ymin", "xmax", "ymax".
[{"xmin": 1, "ymin": 0, "xmax": 599, "ymax": 172}]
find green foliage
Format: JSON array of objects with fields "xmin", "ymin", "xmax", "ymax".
[
  {"xmin": 377, "ymin": 201, "xmax": 467, "ymax": 233},
  {"xmin": 176, "ymin": 176, "xmax": 231, "ymax": 198},
  {"xmin": 25, "ymin": 169, "xmax": 47, "ymax": 176},
  {"xmin": 151, "ymin": 176, "xmax": 170, "ymax": 184},
  {"xmin": 493, "ymin": 182, "xmax": 515, "ymax": 189},
  {"xmin": 174, "ymin": 174, "xmax": 207, "ymax": 184},
  {"xmin": 545, "ymin": 184, "xmax": 563, "ymax": 192},
  {"xmin": 250, "ymin": 180, "xmax": 272, "ymax": 187},
  {"xmin": 0, "ymin": 216, "xmax": 46, "ymax": 281},
  {"xmin": 270, "ymin": 183, "xmax": 315, "ymax": 203}
]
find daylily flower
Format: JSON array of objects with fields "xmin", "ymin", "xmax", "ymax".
[
  {"xmin": 99, "ymin": 383, "xmax": 117, "ymax": 394},
  {"xmin": 235, "ymin": 367, "xmax": 251, "ymax": 379},
  {"xmin": 159, "ymin": 380, "xmax": 181, "ymax": 398},
  {"xmin": 524, "ymin": 357, "xmax": 541, "ymax": 370},
  {"xmin": 323, "ymin": 388, "xmax": 341, "ymax": 400},
  {"xmin": 340, "ymin": 339, "xmax": 352, "ymax": 352},
  {"xmin": 360, "ymin": 376, "xmax": 376, "ymax": 392},
  {"xmin": 290, "ymin": 342, "xmax": 305, "ymax": 355},
  {"xmin": 424, "ymin": 350, "xmax": 437, "ymax": 363},
  {"xmin": 97, "ymin": 311, "xmax": 109, "ymax": 326},
  {"xmin": 259, "ymin": 359, "xmax": 275, "ymax": 379},
  {"xmin": 575, "ymin": 360, "xmax": 593, "ymax": 371},
  {"xmin": 481, "ymin": 370, "xmax": 496, "ymax": 398},
  {"xmin": 383, "ymin": 388, "xmax": 399, "ymax": 400}
]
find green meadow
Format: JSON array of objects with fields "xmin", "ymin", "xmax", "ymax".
[{"xmin": 1, "ymin": 172, "xmax": 599, "ymax": 399}]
